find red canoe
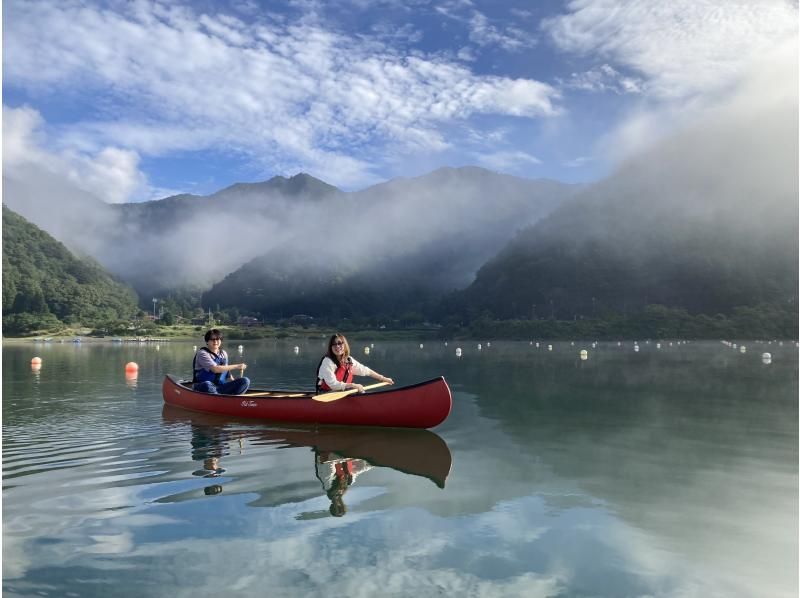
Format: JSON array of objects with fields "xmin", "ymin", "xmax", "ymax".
[{"xmin": 161, "ymin": 375, "xmax": 452, "ymax": 429}]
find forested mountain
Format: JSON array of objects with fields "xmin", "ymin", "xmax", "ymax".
[
  {"xmin": 201, "ymin": 167, "xmax": 577, "ymax": 319},
  {"xmin": 441, "ymin": 77, "xmax": 798, "ymax": 330},
  {"xmin": 2, "ymin": 205, "xmax": 139, "ymax": 334}
]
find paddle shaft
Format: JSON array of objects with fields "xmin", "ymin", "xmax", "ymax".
[{"xmin": 313, "ymin": 381, "xmax": 391, "ymax": 402}]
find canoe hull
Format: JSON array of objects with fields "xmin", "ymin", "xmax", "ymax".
[{"xmin": 161, "ymin": 375, "xmax": 452, "ymax": 429}]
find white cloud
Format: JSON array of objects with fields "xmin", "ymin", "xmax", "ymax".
[
  {"xmin": 474, "ymin": 150, "xmax": 541, "ymax": 173},
  {"xmin": 468, "ymin": 11, "xmax": 534, "ymax": 52},
  {"xmin": 563, "ymin": 156, "xmax": 593, "ymax": 168},
  {"xmin": 560, "ymin": 63, "xmax": 643, "ymax": 94},
  {"xmin": 4, "ymin": 105, "xmax": 156, "ymax": 203},
  {"xmin": 598, "ymin": 38, "xmax": 798, "ymax": 180},
  {"xmin": 436, "ymin": 4, "xmax": 535, "ymax": 53},
  {"xmin": 4, "ymin": 0, "xmax": 559, "ymax": 190},
  {"xmin": 543, "ymin": 0, "xmax": 797, "ymax": 100}
]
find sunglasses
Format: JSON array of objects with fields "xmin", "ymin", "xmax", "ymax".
[{"xmin": 332, "ymin": 341, "xmax": 345, "ymax": 346}]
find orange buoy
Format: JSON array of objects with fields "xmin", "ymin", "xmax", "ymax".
[
  {"xmin": 125, "ymin": 362, "xmax": 139, "ymax": 373},
  {"xmin": 31, "ymin": 356, "xmax": 42, "ymax": 365}
]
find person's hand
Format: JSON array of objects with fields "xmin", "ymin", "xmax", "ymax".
[
  {"xmin": 382, "ymin": 377, "xmax": 394, "ymax": 385},
  {"xmin": 353, "ymin": 384, "xmax": 365, "ymax": 393},
  {"xmin": 237, "ymin": 363, "xmax": 247, "ymax": 371}
]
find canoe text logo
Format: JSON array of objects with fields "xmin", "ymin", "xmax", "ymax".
[{"xmin": 241, "ymin": 400, "xmax": 257, "ymax": 407}]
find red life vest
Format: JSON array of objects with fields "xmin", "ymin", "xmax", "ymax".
[
  {"xmin": 334, "ymin": 460, "xmax": 355, "ymax": 486},
  {"xmin": 317, "ymin": 357, "xmax": 353, "ymax": 392}
]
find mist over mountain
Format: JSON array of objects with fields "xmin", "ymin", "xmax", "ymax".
[
  {"xmin": 2, "ymin": 166, "xmax": 576, "ymax": 307},
  {"xmin": 201, "ymin": 167, "xmax": 578, "ymax": 318},
  {"xmin": 444, "ymin": 50, "xmax": 798, "ymax": 324}
]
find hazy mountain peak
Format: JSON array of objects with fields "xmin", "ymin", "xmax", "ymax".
[{"xmin": 215, "ymin": 172, "xmax": 339, "ymax": 199}]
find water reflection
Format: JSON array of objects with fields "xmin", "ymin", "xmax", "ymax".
[
  {"xmin": 162, "ymin": 405, "xmax": 452, "ymax": 515},
  {"xmin": 315, "ymin": 453, "xmax": 368, "ymax": 517}
]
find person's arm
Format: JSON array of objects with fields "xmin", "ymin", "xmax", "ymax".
[
  {"xmin": 209, "ymin": 362, "xmax": 246, "ymax": 374},
  {"xmin": 350, "ymin": 358, "xmax": 394, "ymax": 385},
  {"xmin": 198, "ymin": 351, "xmax": 246, "ymax": 375}
]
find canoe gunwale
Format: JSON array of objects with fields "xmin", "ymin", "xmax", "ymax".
[{"xmin": 166, "ymin": 374, "xmax": 448, "ymax": 401}]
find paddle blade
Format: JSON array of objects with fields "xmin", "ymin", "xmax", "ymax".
[{"xmin": 312, "ymin": 381, "xmax": 391, "ymax": 402}]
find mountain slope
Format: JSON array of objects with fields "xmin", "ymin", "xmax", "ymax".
[
  {"xmin": 2, "ymin": 205, "xmax": 139, "ymax": 333},
  {"xmin": 445, "ymin": 68, "xmax": 798, "ymax": 323}
]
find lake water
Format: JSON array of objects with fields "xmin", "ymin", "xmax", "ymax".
[{"xmin": 2, "ymin": 339, "xmax": 797, "ymax": 598}]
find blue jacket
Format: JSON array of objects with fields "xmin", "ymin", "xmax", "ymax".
[{"xmin": 193, "ymin": 347, "xmax": 228, "ymax": 385}]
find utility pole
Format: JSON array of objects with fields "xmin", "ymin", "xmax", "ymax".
[{"xmin": 152, "ymin": 298, "xmax": 157, "ymax": 320}]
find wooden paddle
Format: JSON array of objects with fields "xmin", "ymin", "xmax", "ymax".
[{"xmin": 312, "ymin": 381, "xmax": 391, "ymax": 403}]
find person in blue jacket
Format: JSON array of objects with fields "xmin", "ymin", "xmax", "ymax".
[{"xmin": 192, "ymin": 329, "xmax": 250, "ymax": 395}]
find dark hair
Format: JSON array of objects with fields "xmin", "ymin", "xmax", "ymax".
[
  {"xmin": 204, "ymin": 329, "xmax": 223, "ymax": 343},
  {"xmin": 326, "ymin": 333, "xmax": 351, "ymax": 365}
]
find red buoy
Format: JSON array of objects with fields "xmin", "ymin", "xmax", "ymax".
[{"xmin": 125, "ymin": 362, "xmax": 139, "ymax": 373}]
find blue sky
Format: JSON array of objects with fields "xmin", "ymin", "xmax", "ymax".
[{"xmin": 3, "ymin": 0, "xmax": 797, "ymax": 202}]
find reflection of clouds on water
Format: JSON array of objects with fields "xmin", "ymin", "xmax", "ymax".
[
  {"xmin": 4, "ymin": 455, "xmax": 796, "ymax": 597},
  {"xmin": 19, "ymin": 477, "xmax": 792, "ymax": 598}
]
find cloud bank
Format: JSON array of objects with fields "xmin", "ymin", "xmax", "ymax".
[{"xmin": 4, "ymin": 0, "xmax": 558, "ymax": 192}]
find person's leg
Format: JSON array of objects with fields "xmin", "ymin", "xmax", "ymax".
[
  {"xmin": 193, "ymin": 381, "xmax": 218, "ymax": 394},
  {"xmin": 217, "ymin": 377, "xmax": 250, "ymax": 395}
]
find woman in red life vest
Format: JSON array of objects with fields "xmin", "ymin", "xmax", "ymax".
[{"xmin": 316, "ymin": 333, "xmax": 394, "ymax": 394}]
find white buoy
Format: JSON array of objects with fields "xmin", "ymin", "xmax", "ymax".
[
  {"xmin": 580, "ymin": 349, "xmax": 588, "ymax": 361},
  {"xmin": 364, "ymin": 346, "xmax": 370, "ymax": 355},
  {"xmin": 733, "ymin": 343, "xmax": 738, "ymax": 349},
  {"xmin": 617, "ymin": 342, "xmax": 622, "ymax": 346},
  {"xmin": 477, "ymin": 343, "xmax": 482, "ymax": 350},
  {"xmin": 656, "ymin": 343, "xmax": 661, "ymax": 349},
  {"xmin": 591, "ymin": 342, "xmax": 596, "ymax": 349},
  {"xmin": 547, "ymin": 344, "xmax": 553, "ymax": 351},
  {"xmin": 487, "ymin": 342, "xmax": 491, "ymax": 347},
  {"xmin": 535, "ymin": 342, "xmax": 540, "ymax": 348},
  {"xmin": 739, "ymin": 345, "xmax": 746, "ymax": 353},
  {"xmin": 238, "ymin": 345, "xmax": 244, "ymax": 352},
  {"xmin": 155, "ymin": 345, "xmax": 160, "ymax": 351},
  {"xmin": 444, "ymin": 342, "xmax": 448, "ymax": 346},
  {"xmin": 762, "ymin": 352, "xmax": 772, "ymax": 360},
  {"xmin": 294, "ymin": 346, "xmax": 300, "ymax": 354},
  {"xmin": 634, "ymin": 345, "xmax": 640, "ymax": 352},
  {"xmin": 193, "ymin": 346, "xmax": 197, "ymax": 351},
  {"xmin": 570, "ymin": 341, "xmax": 574, "ymax": 346},
  {"xmin": 371, "ymin": 343, "xmax": 374, "ymax": 349},
  {"xmin": 455, "ymin": 348, "xmax": 462, "ymax": 357},
  {"xmin": 419, "ymin": 343, "xmax": 424, "ymax": 349}
]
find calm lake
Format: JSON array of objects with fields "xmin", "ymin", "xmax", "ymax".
[{"xmin": 2, "ymin": 339, "xmax": 797, "ymax": 598}]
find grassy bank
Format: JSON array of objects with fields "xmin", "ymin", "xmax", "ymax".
[{"xmin": 2, "ymin": 323, "xmax": 445, "ymax": 342}]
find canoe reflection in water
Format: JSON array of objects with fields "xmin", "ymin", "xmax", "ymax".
[{"xmin": 162, "ymin": 405, "xmax": 452, "ymax": 515}]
